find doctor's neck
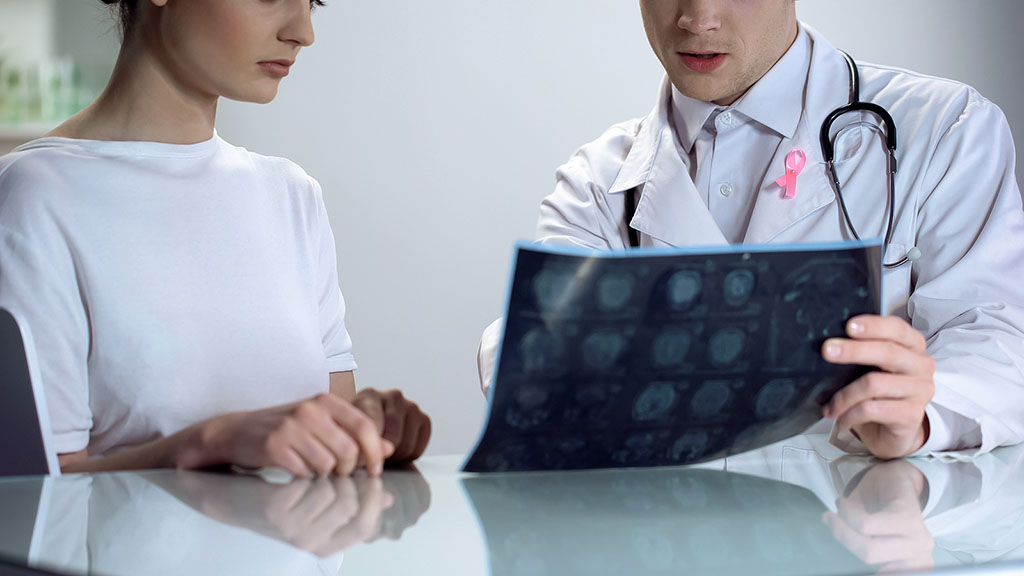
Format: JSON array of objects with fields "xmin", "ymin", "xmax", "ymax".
[{"xmin": 708, "ymin": 23, "xmax": 799, "ymax": 107}]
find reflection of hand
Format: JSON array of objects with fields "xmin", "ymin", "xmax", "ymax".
[
  {"xmin": 824, "ymin": 460, "xmax": 934, "ymax": 573},
  {"xmin": 370, "ymin": 469, "xmax": 433, "ymax": 541},
  {"xmin": 352, "ymin": 389, "xmax": 432, "ymax": 463},
  {"xmin": 822, "ymin": 315, "xmax": 936, "ymax": 459},
  {"xmin": 156, "ymin": 467, "xmax": 429, "ymax": 557}
]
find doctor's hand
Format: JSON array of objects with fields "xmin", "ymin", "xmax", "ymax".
[
  {"xmin": 821, "ymin": 315, "xmax": 936, "ymax": 459},
  {"xmin": 352, "ymin": 389, "xmax": 432, "ymax": 464},
  {"xmin": 824, "ymin": 459, "xmax": 934, "ymax": 573}
]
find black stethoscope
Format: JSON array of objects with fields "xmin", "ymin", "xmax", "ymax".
[{"xmin": 625, "ymin": 51, "xmax": 921, "ymax": 270}]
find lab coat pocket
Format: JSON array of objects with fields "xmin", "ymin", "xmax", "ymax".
[{"xmin": 881, "ymin": 242, "xmax": 913, "ymax": 318}]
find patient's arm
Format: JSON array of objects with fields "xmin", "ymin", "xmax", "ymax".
[{"xmin": 57, "ymin": 387, "xmax": 391, "ymax": 477}]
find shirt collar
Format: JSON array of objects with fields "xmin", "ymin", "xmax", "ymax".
[
  {"xmin": 670, "ymin": 88, "xmax": 720, "ymax": 155},
  {"xmin": 733, "ymin": 25, "xmax": 810, "ymax": 140},
  {"xmin": 669, "ymin": 25, "xmax": 811, "ymax": 153}
]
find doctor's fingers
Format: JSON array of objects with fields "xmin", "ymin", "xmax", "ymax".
[
  {"xmin": 879, "ymin": 557, "xmax": 936, "ymax": 574},
  {"xmin": 823, "ymin": 337, "xmax": 937, "ymax": 377},
  {"xmin": 824, "ymin": 512, "xmax": 934, "ymax": 567},
  {"xmin": 835, "ymin": 496, "xmax": 924, "ymax": 537},
  {"xmin": 824, "ymin": 372, "xmax": 934, "ymax": 420},
  {"xmin": 834, "ymin": 400, "xmax": 928, "ymax": 450},
  {"xmin": 846, "ymin": 315, "xmax": 929, "ymax": 352}
]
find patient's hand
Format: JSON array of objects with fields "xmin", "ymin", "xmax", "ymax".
[
  {"xmin": 177, "ymin": 393, "xmax": 393, "ymax": 478},
  {"xmin": 352, "ymin": 389, "xmax": 432, "ymax": 464},
  {"xmin": 824, "ymin": 460, "xmax": 934, "ymax": 573}
]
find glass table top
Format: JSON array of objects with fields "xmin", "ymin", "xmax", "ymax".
[{"xmin": 0, "ymin": 434, "xmax": 1022, "ymax": 576}]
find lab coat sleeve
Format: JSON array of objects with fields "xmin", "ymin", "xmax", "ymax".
[
  {"xmin": 535, "ymin": 124, "xmax": 639, "ymax": 251},
  {"xmin": 906, "ymin": 92, "xmax": 1024, "ymax": 455},
  {"xmin": 477, "ymin": 129, "xmax": 636, "ymax": 394}
]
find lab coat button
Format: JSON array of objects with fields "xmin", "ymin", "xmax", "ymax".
[{"xmin": 720, "ymin": 183, "xmax": 734, "ymax": 197}]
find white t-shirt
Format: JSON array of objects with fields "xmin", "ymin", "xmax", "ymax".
[{"xmin": 0, "ymin": 134, "xmax": 357, "ymax": 458}]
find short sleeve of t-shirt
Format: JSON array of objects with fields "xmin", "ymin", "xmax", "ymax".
[
  {"xmin": 309, "ymin": 177, "xmax": 357, "ymax": 373},
  {"xmin": 0, "ymin": 155, "xmax": 93, "ymax": 453}
]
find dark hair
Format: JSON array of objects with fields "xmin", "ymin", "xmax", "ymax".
[
  {"xmin": 100, "ymin": 0, "xmax": 138, "ymax": 41},
  {"xmin": 100, "ymin": 0, "xmax": 326, "ymax": 41}
]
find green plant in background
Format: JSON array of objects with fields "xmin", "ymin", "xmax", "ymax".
[{"xmin": 0, "ymin": 54, "xmax": 90, "ymax": 126}]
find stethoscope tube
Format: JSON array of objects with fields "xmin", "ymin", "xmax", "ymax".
[{"xmin": 821, "ymin": 51, "xmax": 911, "ymax": 270}]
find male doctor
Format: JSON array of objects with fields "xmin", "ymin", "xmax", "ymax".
[{"xmin": 478, "ymin": 0, "xmax": 1024, "ymax": 460}]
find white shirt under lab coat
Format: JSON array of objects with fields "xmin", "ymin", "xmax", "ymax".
[{"xmin": 478, "ymin": 24, "xmax": 1024, "ymax": 457}]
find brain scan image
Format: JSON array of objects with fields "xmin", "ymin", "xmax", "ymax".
[
  {"xmin": 532, "ymin": 267, "xmax": 576, "ymax": 312},
  {"xmin": 464, "ymin": 242, "xmax": 881, "ymax": 473},
  {"xmin": 755, "ymin": 379, "xmax": 798, "ymax": 419},
  {"xmin": 519, "ymin": 328, "xmax": 565, "ymax": 373},
  {"xmin": 671, "ymin": 430, "xmax": 710, "ymax": 461},
  {"xmin": 708, "ymin": 327, "xmax": 746, "ymax": 366},
  {"xmin": 596, "ymin": 272, "xmax": 636, "ymax": 311},
  {"xmin": 505, "ymin": 383, "xmax": 552, "ymax": 430},
  {"xmin": 581, "ymin": 330, "xmax": 628, "ymax": 370},
  {"xmin": 723, "ymin": 269, "xmax": 756, "ymax": 307},
  {"xmin": 652, "ymin": 327, "xmax": 692, "ymax": 368},
  {"xmin": 666, "ymin": 270, "xmax": 703, "ymax": 311},
  {"xmin": 633, "ymin": 381, "xmax": 678, "ymax": 422},
  {"xmin": 690, "ymin": 380, "xmax": 732, "ymax": 418}
]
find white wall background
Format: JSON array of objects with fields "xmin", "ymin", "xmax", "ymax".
[{"xmin": 16, "ymin": 1, "xmax": 1024, "ymax": 457}]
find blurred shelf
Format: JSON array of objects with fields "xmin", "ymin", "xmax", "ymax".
[{"xmin": 0, "ymin": 122, "xmax": 58, "ymax": 141}]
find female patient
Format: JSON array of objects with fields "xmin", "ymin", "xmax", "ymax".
[{"xmin": 0, "ymin": 0, "xmax": 430, "ymax": 477}]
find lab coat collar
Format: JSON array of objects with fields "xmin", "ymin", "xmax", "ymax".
[
  {"xmin": 609, "ymin": 23, "xmax": 853, "ymax": 247},
  {"xmin": 732, "ymin": 25, "xmax": 811, "ymax": 141},
  {"xmin": 608, "ymin": 76, "xmax": 728, "ymax": 247},
  {"xmin": 742, "ymin": 24, "xmax": 851, "ymax": 244}
]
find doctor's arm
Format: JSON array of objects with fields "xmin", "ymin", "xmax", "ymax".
[
  {"xmin": 478, "ymin": 139, "xmax": 630, "ymax": 394},
  {"xmin": 824, "ymin": 93, "xmax": 1024, "ymax": 458}
]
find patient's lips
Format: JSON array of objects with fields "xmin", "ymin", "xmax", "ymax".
[{"xmin": 258, "ymin": 59, "xmax": 294, "ymax": 78}]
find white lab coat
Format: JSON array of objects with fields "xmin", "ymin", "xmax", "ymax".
[{"xmin": 478, "ymin": 25, "xmax": 1024, "ymax": 457}]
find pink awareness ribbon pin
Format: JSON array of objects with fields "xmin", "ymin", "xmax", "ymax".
[{"xmin": 775, "ymin": 148, "xmax": 807, "ymax": 199}]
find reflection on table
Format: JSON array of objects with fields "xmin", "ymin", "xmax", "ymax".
[
  {"xmin": 0, "ymin": 467, "xmax": 430, "ymax": 576},
  {"xmin": 0, "ymin": 435, "xmax": 1022, "ymax": 576},
  {"xmin": 463, "ymin": 466, "xmax": 866, "ymax": 575}
]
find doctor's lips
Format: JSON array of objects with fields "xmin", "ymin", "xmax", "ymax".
[
  {"xmin": 258, "ymin": 59, "xmax": 294, "ymax": 78},
  {"xmin": 679, "ymin": 51, "xmax": 728, "ymax": 73}
]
